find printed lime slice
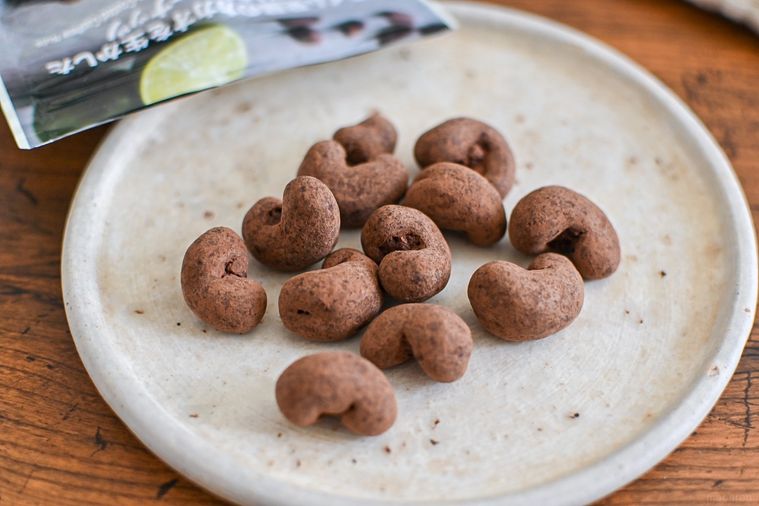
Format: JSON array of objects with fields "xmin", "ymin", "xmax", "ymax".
[{"xmin": 139, "ymin": 25, "xmax": 247, "ymax": 105}]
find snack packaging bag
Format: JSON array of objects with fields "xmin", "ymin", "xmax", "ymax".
[{"xmin": 0, "ymin": 0, "xmax": 453, "ymax": 148}]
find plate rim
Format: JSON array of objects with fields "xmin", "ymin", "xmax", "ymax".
[{"xmin": 61, "ymin": 2, "xmax": 759, "ymax": 505}]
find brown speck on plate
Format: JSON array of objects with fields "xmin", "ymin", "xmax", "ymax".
[
  {"xmin": 189, "ymin": 413, "xmax": 199, "ymax": 418},
  {"xmin": 134, "ymin": 309, "xmax": 144, "ymax": 315},
  {"xmin": 203, "ymin": 210, "xmax": 215, "ymax": 219},
  {"xmin": 383, "ymin": 446, "xmax": 391, "ymax": 454},
  {"xmin": 430, "ymin": 439, "xmax": 439, "ymax": 445},
  {"xmin": 659, "ymin": 270, "xmax": 667, "ymax": 278},
  {"xmin": 569, "ymin": 413, "xmax": 580, "ymax": 419}
]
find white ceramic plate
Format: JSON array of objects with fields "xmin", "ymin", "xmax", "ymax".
[{"xmin": 62, "ymin": 3, "xmax": 758, "ymax": 505}]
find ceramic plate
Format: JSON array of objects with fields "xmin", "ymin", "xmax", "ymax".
[{"xmin": 62, "ymin": 2, "xmax": 758, "ymax": 505}]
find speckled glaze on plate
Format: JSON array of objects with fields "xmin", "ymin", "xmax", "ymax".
[{"xmin": 61, "ymin": 3, "xmax": 758, "ymax": 505}]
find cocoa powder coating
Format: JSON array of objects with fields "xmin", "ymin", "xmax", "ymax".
[
  {"xmin": 509, "ymin": 185, "xmax": 621, "ymax": 279},
  {"xmin": 180, "ymin": 227, "xmax": 267, "ymax": 333},
  {"xmin": 414, "ymin": 117, "xmax": 516, "ymax": 197},
  {"xmin": 242, "ymin": 176, "xmax": 340, "ymax": 272},
  {"xmin": 360, "ymin": 304, "xmax": 473, "ymax": 382},
  {"xmin": 361, "ymin": 205, "xmax": 452, "ymax": 302},
  {"xmin": 404, "ymin": 162, "xmax": 507, "ymax": 246},
  {"xmin": 275, "ymin": 351, "xmax": 397, "ymax": 436},
  {"xmin": 298, "ymin": 113, "xmax": 408, "ymax": 228},
  {"xmin": 333, "ymin": 112, "xmax": 397, "ymax": 165},
  {"xmin": 278, "ymin": 248, "xmax": 382, "ymax": 342},
  {"xmin": 468, "ymin": 253, "xmax": 584, "ymax": 341}
]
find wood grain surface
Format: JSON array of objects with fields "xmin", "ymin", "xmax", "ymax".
[{"xmin": 1, "ymin": 0, "xmax": 758, "ymax": 504}]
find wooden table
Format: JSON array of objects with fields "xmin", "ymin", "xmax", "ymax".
[{"xmin": 1, "ymin": 0, "xmax": 757, "ymax": 504}]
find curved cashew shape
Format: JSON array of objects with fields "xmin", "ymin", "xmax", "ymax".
[
  {"xmin": 414, "ymin": 117, "xmax": 516, "ymax": 197},
  {"xmin": 404, "ymin": 162, "xmax": 507, "ymax": 246},
  {"xmin": 360, "ymin": 304, "xmax": 473, "ymax": 382},
  {"xmin": 468, "ymin": 253, "xmax": 584, "ymax": 342},
  {"xmin": 333, "ymin": 112, "xmax": 397, "ymax": 165},
  {"xmin": 361, "ymin": 205, "xmax": 451, "ymax": 302},
  {"xmin": 181, "ymin": 227, "xmax": 267, "ymax": 333},
  {"xmin": 278, "ymin": 248, "xmax": 383, "ymax": 342},
  {"xmin": 275, "ymin": 351, "xmax": 397, "ymax": 436},
  {"xmin": 509, "ymin": 186, "xmax": 621, "ymax": 279},
  {"xmin": 298, "ymin": 114, "xmax": 408, "ymax": 228},
  {"xmin": 242, "ymin": 176, "xmax": 340, "ymax": 272}
]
